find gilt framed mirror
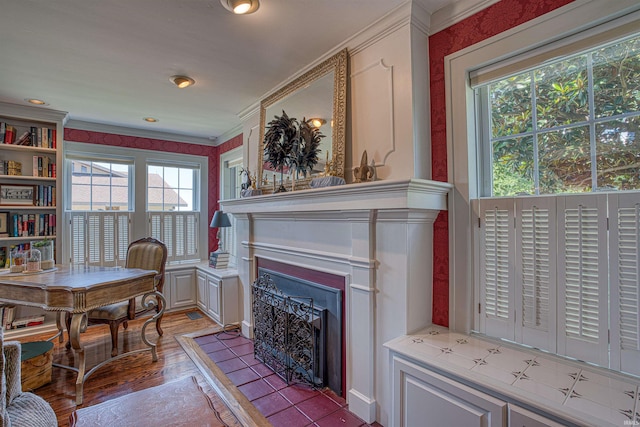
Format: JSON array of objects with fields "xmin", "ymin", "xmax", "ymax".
[{"xmin": 258, "ymin": 48, "xmax": 347, "ymax": 192}]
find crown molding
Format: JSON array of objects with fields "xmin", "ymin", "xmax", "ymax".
[
  {"xmin": 215, "ymin": 124, "xmax": 243, "ymax": 146},
  {"xmin": 430, "ymin": 0, "xmax": 498, "ymax": 34},
  {"xmin": 0, "ymin": 101, "xmax": 68, "ymax": 124},
  {"xmin": 65, "ymin": 119, "xmax": 216, "ymax": 146}
]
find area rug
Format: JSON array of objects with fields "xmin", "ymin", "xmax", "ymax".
[{"xmin": 176, "ymin": 328, "xmax": 271, "ymax": 427}]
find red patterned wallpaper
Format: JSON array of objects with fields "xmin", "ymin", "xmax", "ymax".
[
  {"xmin": 64, "ymin": 129, "xmax": 243, "ymax": 254},
  {"xmin": 428, "ymin": 0, "xmax": 575, "ymax": 326}
]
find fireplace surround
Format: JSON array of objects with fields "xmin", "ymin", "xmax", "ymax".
[{"xmin": 222, "ymin": 178, "xmax": 450, "ymax": 425}]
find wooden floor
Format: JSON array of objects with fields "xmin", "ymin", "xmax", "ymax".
[{"xmin": 13, "ymin": 309, "xmax": 244, "ymax": 427}]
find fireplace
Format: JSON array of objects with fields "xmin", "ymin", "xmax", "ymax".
[
  {"xmin": 253, "ymin": 259, "xmax": 345, "ymax": 395},
  {"xmin": 221, "ymin": 178, "xmax": 450, "ymax": 425}
]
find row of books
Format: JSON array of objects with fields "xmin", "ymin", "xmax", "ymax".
[
  {"xmin": 34, "ymin": 184, "xmax": 56, "ymax": 207},
  {"xmin": 32, "ymin": 156, "xmax": 57, "ymax": 178},
  {"xmin": 209, "ymin": 251, "xmax": 230, "ymax": 269},
  {"xmin": 0, "ymin": 160, "xmax": 22, "ymax": 176},
  {"xmin": 1, "ymin": 307, "xmax": 45, "ymax": 330},
  {"xmin": 0, "ymin": 123, "xmax": 56, "ymax": 148},
  {"xmin": 6, "ymin": 213, "xmax": 56, "ymax": 238}
]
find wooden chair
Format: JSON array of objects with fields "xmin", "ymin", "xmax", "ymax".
[{"xmin": 67, "ymin": 237, "xmax": 168, "ymax": 357}]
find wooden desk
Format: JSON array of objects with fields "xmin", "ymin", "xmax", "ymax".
[{"xmin": 0, "ymin": 265, "xmax": 164, "ymax": 404}]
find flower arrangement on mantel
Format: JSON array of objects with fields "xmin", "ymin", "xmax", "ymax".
[{"xmin": 263, "ymin": 110, "xmax": 324, "ymax": 192}]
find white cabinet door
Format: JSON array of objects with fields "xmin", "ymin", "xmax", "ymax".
[
  {"xmin": 206, "ymin": 275, "xmax": 221, "ymax": 323},
  {"xmin": 196, "ymin": 271, "xmax": 207, "ymax": 312},
  {"xmin": 508, "ymin": 405, "xmax": 565, "ymax": 427},
  {"xmin": 170, "ymin": 269, "xmax": 196, "ymax": 309},
  {"xmin": 392, "ymin": 356, "xmax": 506, "ymax": 427}
]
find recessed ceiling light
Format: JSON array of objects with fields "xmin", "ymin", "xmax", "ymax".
[
  {"xmin": 170, "ymin": 75, "xmax": 195, "ymax": 89},
  {"xmin": 220, "ymin": 0, "xmax": 259, "ymax": 15},
  {"xmin": 25, "ymin": 98, "xmax": 47, "ymax": 105},
  {"xmin": 143, "ymin": 117, "xmax": 159, "ymax": 123}
]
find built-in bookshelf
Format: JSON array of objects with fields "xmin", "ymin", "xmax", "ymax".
[{"xmin": 0, "ymin": 102, "xmax": 66, "ymax": 338}]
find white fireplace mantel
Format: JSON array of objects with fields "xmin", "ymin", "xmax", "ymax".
[
  {"xmin": 220, "ymin": 178, "xmax": 451, "ymax": 425},
  {"xmin": 221, "ymin": 178, "xmax": 451, "ymax": 214}
]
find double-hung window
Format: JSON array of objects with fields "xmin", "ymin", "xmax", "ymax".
[
  {"xmin": 66, "ymin": 156, "xmax": 133, "ymax": 266},
  {"xmin": 474, "ymin": 27, "xmax": 640, "ymax": 374},
  {"xmin": 147, "ymin": 163, "xmax": 200, "ymax": 263}
]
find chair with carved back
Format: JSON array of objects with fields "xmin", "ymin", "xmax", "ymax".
[{"xmin": 66, "ymin": 237, "xmax": 168, "ymax": 357}]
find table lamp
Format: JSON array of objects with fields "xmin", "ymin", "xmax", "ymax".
[{"xmin": 210, "ymin": 210, "xmax": 231, "ymax": 253}]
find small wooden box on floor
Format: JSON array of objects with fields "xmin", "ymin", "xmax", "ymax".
[{"xmin": 20, "ymin": 341, "xmax": 54, "ymax": 390}]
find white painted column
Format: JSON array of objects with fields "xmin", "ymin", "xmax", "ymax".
[
  {"xmin": 346, "ymin": 210, "xmax": 378, "ymax": 423},
  {"xmin": 231, "ymin": 212, "xmax": 255, "ymax": 338}
]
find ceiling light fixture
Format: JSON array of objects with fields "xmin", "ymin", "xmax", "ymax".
[
  {"xmin": 170, "ymin": 75, "xmax": 195, "ymax": 89},
  {"xmin": 143, "ymin": 117, "xmax": 159, "ymax": 123},
  {"xmin": 220, "ymin": 0, "xmax": 260, "ymax": 15},
  {"xmin": 308, "ymin": 118, "xmax": 326, "ymax": 128},
  {"xmin": 26, "ymin": 98, "xmax": 47, "ymax": 105}
]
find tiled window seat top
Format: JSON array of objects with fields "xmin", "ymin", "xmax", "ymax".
[{"xmin": 385, "ymin": 325, "xmax": 640, "ymax": 427}]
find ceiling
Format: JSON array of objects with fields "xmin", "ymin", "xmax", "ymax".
[{"xmin": 0, "ymin": 0, "xmax": 457, "ymax": 145}]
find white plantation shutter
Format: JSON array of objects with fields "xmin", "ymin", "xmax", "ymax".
[
  {"xmin": 117, "ymin": 215, "xmax": 129, "ymax": 264},
  {"xmin": 147, "ymin": 212, "xmax": 199, "ymax": 263},
  {"xmin": 163, "ymin": 215, "xmax": 174, "ymax": 258},
  {"xmin": 68, "ymin": 211, "xmax": 130, "ymax": 266},
  {"xmin": 185, "ymin": 213, "xmax": 198, "ymax": 258},
  {"xmin": 515, "ymin": 197, "xmax": 557, "ymax": 352},
  {"xmin": 610, "ymin": 194, "xmax": 640, "ymax": 375},
  {"xmin": 70, "ymin": 214, "xmax": 85, "ymax": 264},
  {"xmin": 175, "ymin": 215, "xmax": 185, "ymax": 257},
  {"xmin": 149, "ymin": 213, "xmax": 162, "ymax": 241},
  {"xmin": 557, "ymin": 194, "xmax": 608, "ymax": 366},
  {"xmin": 479, "ymin": 198, "xmax": 515, "ymax": 340}
]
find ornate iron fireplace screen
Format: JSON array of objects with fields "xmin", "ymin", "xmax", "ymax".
[{"xmin": 252, "ymin": 273, "xmax": 325, "ymax": 388}]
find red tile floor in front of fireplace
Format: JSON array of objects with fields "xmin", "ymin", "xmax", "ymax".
[{"xmin": 194, "ymin": 332, "xmax": 382, "ymax": 427}]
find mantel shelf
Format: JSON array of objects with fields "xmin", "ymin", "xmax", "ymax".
[{"xmin": 221, "ymin": 178, "xmax": 451, "ymax": 214}]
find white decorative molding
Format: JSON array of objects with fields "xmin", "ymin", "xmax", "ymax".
[
  {"xmin": 0, "ymin": 102, "xmax": 68, "ymax": 124},
  {"xmin": 222, "ymin": 179, "xmax": 451, "ymax": 214},
  {"xmin": 351, "ymin": 59, "xmax": 396, "ymax": 168}
]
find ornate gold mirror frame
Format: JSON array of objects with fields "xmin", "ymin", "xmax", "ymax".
[{"xmin": 258, "ymin": 48, "xmax": 347, "ymax": 192}]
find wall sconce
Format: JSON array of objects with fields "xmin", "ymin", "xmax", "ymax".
[
  {"xmin": 170, "ymin": 75, "xmax": 195, "ymax": 89},
  {"xmin": 308, "ymin": 118, "xmax": 326, "ymax": 128},
  {"xmin": 210, "ymin": 210, "xmax": 232, "ymax": 252},
  {"xmin": 220, "ymin": 0, "xmax": 260, "ymax": 14}
]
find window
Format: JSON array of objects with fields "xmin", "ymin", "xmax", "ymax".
[
  {"xmin": 66, "ymin": 156, "xmax": 133, "ymax": 266},
  {"xmin": 219, "ymin": 147, "xmax": 243, "ymax": 267},
  {"xmin": 473, "ymin": 24, "xmax": 640, "ymax": 375},
  {"xmin": 147, "ymin": 163, "xmax": 200, "ymax": 263},
  {"xmin": 476, "ymin": 33, "xmax": 640, "ymax": 196},
  {"xmin": 70, "ymin": 159, "xmax": 132, "ymax": 211},
  {"xmin": 65, "ymin": 143, "xmax": 208, "ymax": 268}
]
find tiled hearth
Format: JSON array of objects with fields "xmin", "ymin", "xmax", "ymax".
[{"xmin": 194, "ymin": 332, "xmax": 381, "ymax": 427}]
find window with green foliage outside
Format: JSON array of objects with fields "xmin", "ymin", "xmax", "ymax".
[{"xmin": 478, "ymin": 34, "xmax": 640, "ymax": 196}]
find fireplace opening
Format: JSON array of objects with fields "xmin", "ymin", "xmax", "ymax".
[{"xmin": 253, "ymin": 266, "xmax": 343, "ymax": 395}]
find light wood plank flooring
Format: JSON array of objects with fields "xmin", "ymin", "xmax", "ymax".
[{"xmin": 11, "ymin": 309, "xmax": 243, "ymax": 427}]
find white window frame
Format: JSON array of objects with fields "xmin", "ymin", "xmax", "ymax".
[
  {"xmin": 219, "ymin": 146, "xmax": 243, "ymax": 267},
  {"xmin": 445, "ymin": 1, "xmax": 640, "ymax": 368},
  {"xmin": 63, "ymin": 142, "xmax": 208, "ymax": 266}
]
